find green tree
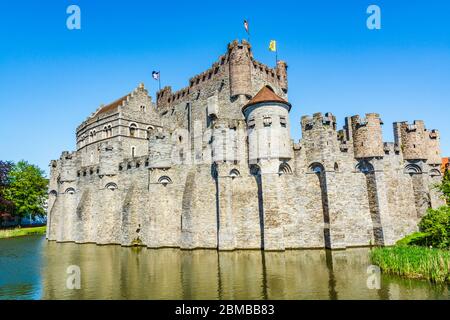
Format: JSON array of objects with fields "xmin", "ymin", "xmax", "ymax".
[
  {"xmin": 4, "ymin": 161, "xmax": 48, "ymax": 225},
  {"xmin": 0, "ymin": 160, "xmax": 14, "ymax": 215},
  {"xmin": 437, "ymin": 170, "xmax": 450, "ymax": 205},
  {"xmin": 418, "ymin": 206, "xmax": 450, "ymax": 248}
]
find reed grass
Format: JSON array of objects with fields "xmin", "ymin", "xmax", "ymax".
[
  {"xmin": 371, "ymin": 246, "xmax": 450, "ymax": 283},
  {"xmin": 0, "ymin": 226, "xmax": 46, "ymax": 239}
]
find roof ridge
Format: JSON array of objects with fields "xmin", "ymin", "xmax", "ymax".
[{"xmin": 243, "ymin": 86, "xmax": 290, "ymax": 111}]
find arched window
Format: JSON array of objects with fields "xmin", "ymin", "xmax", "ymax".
[
  {"xmin": 49, "ymin": 190, "xmax": 58, "ymax": 197},
  {"xmin": 279, "ymin": 162, "xmax": 292, "ymax": 175},
  {"xmin": 356, "ymin": 160, "xmax": 374, "ymax": 174},
  {"xmin": 146, "ymin": 126, "xmax": 154, "ymax": 140},
  {"xmin": 140, "ymin": 105, "xmax": 146, "ymax": 112},
  {"xmin": 250, "ymin": 164, "xmax": 261, "ymax": 176},
  {"xmin": 129, "ymin": 123, "xmax": 138, "ymax": 137},
  {"xmin": 405, "ymin": 164, "xmax": 422, "ymax": 175},
  {"xmin": 131, "ymin": 146, "xmax": 136, "ymax": 158},
  {"xmin": 158, "ymin": 176, "xmax": 172, "ymax": 186},
  {"xmin": 334, "ymin": 162, "xmax": 339, "ymax": 172},
  {"xmin": 429, "ymin": 169, "xmax": 441, "ymax": 177},
  {"xmin": 105, "ymin": 182, "xmax": 118, "ymax": 191},
  {"xmin": 309, "ymin": 163, "xmax": 325, "ymax": 174},
  {"xmin": 65, "ymin": 187, "xmax": 76, "ymax": 195},
  {"xmin": 229, "ymin": 169, "xmax": 240, "ymax": 178}
]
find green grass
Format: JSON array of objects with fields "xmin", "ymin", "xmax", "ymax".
[
  {"xmin": 371, "ymin": 246, "xmax": 450, "ymax": 283},
  {"xmin": 0, "ymin": 226, "xmax": 46, "ymax": 239}
]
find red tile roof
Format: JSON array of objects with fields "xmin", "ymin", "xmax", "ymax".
[
  {"xmin": 442, "ymin": 157, "xmax": 449, "ymax": 173},
  {"xmin": 243, "ymin": 86, "xmax": 290, "ymax": 111},
  {"xmin": 94, "ymin": 94, "xmax": 129, "ymax": 117}
]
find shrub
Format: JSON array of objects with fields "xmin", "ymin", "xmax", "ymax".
[{"xmin": 418, "ymin": 206, "xmax": 450, "ymax": 249}]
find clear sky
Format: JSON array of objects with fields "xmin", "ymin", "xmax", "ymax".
[{"xmin": 1, "ymin": 0, "xmax": 449, "ymax": 175}]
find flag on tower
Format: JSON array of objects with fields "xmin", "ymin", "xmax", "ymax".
[
  {"xmin": 269, "ymin": 40, "xmax": 277, "ymax": 52},
  {"xmin": 152, "ymin": 71, "xmax": 160, "ymax": 80},
  {"xmin": 244, "ymin": 20, "xmax": 249, "ymax": 34}
]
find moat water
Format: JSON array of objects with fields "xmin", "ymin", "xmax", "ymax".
[{"xmin": 0, "ymin": 235, "xmax": 448, "ymax": 300}]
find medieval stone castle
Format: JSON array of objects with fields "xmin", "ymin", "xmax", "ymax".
[{"xmin": 47, "ymin": 40, "xmax": 445, "ymax": 250}]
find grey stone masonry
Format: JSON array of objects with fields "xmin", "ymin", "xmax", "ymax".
[{"xmin": 47, "ymin": 40, "xmax": 446, "ymax": 250}]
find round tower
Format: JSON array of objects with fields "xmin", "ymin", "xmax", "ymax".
[
  {"xmin": 228, "ymin": 40, "xmax": 252, "ymax": 99},
  {"xmin": 242, "ymin": 86, "xmax": 292, "ymax": 165},
  {"xmin": 351, "ymin": 113, "xmax": 384, "ymax": 159},
  {"xmin": 395, "ymin": 121, "xmax": 428, "ymax": 160}
]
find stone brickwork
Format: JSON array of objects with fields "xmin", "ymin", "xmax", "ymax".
[{"xmin": 47, "ymin": 40, "xmax": 445, "ymax": 250}]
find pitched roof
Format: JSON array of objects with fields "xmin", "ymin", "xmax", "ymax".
[
  {"xmin": 94, "ymin": 94, "xmax": 130, "ymax": 117},
  {"xmin": 243, "ymin": 86, "xmax": 291, "ymax": 111},
  {"xmin": 442, "ymin": 157, "xmax": 449, "ymax": 173}
]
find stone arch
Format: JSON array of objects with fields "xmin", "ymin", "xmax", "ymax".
[
  {"xmin": 309, "ymin": 162, "xmax": 331, "ymax": 248},
  {"xmin": 229, "ymin": 169, "xmax": 240, "ymax": 178},
  {"xmin": 129, "ymin": 123, "xmax": 138, "ymax": 137},
  {"xmin": 405, "ymin": 163, "xmax": 422, "ymax": 175},
  {"xmin": 146, "ymin": 126, "xmax": 154, "ymax": 140},
  {"xmin": 357, "ymin": 160, "xmax": 384, "ymax": 245},
  {"xmin": 334, "ymin": 162, "xmax": 339, "ymax": 172},
  {"xmin": 250, "ymin": 164, "xmax": 264, "ymax": 249},
  {"xmin": 65, "ymin": 187, "xmax": 76, "ymax": 194},
  {"xmin": 158, "ymin": 176, "xmax": 172, "ymax": 186},
  {"xmin": 278, "ymin": 162, "xmax": 292, "ymax": 174},
  {"xmin": 49, "ymin": 190, "xmax": 58, "ymax": 196},
  {"xmin": 356, "ymin": 160, "xmax": 374, "ymax": 174},
  {"xmin": 250, "ymin": 164, "xmax": 261, "ymax": 176},
  {"xmin": 309, "ymin": 162, "xmax": 325, "ymax": 174},
  {"xmin": 429, "ymin": 169, "xmax": 441, "ymax": 177},
  {"xmin": 105, "ymin": 182, "xmax": 118, "ymax": 191}
]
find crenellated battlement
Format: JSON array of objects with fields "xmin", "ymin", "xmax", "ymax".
[
  {"xmin": 301, "ymin": 112, "xmax": 337, "ymax": 133},
  {"xmin": 351, "ymin": 113, "xmax": 384, "ymax": 159},
  {"xmin": 155, "ymin": 39, "xmax": 287, "ymax": 111}
]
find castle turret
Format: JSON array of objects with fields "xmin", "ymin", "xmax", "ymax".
[
  {"xmin": 59, "ymin": 151, "xmax": 78, "ymax": 183},
  {"xmin": 98, "ymin": 141, "xmax": 121, "ymax": 176},
  {"xmin": 228, "ymin": 40, "xmax": 252, "ymax": 99},
  {"xmin": 148, "ymin": 129, "xmax": 173, "ymax": 168},
  {"xmin": 427, "ymin": 130, "xmax": 441, "ymax": 165},
  {"xmin": 394, "ymin": 121, "xmax": 428, "ymax": 160},
  {"xmin": 276, "ymin": 60, "xmax": 288, "ymax": 93},
  {"xmin": 351, "ymin": 113, "xmax": 384, "ymax": 159},
  {"xmin": 243, "ymin": 85, "xmax": 292, "ymax": 167}
]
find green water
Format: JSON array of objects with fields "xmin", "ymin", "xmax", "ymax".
[{"xmin": 0, "ymin": 235, "xmax": 448, "ymax": 300}]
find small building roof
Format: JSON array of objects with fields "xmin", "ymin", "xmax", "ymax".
[
  {"xmin": 243, "ymin": 86, "xmax": 291, "ymax": 112},
  {"xmin": 94, "ymin": 94, "xmax": 130, "ymax": 117},
  {"xmin": 442, "ymin": 157, "xmax": 449, "ymax": 173}
]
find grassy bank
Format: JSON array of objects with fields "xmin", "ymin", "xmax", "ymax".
[
  {"xmin": 371, "ymin": 246, "xmax": 450, "ymax": 283},
  {"xmin": 0, "ymin": 226, "xmax": 46, "ymax": 239}
]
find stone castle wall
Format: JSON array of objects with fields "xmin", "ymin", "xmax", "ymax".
[{"xmin": 47, "ymin": 40, "xmax": 445, "ymax": 250}]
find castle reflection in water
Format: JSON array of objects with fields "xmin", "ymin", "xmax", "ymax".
[{"xmin": 40, "ymin": 241, "xmax": 448, "ymax": 300}]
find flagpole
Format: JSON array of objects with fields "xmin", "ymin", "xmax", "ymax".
[{"xmin": 248, "ymin": 20, "xmax": 250, "ymax": 43}]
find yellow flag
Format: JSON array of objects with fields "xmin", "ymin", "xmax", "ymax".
[{"xmin": 269, "ymin": 40, "xmax": 277, "ymax": 52}]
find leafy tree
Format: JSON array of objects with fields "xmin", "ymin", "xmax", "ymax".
[
  {"xmin": 436, "ymin": 170, "xmax": 450, "ymax": 205},
  {"xmin": 3, "ymin": 161, "xmax": 48, "ymax": 224},
  {"xmin": 418, "ymin": 206, "xmax": 449, "ymax": 249},
  {"xmin": 398, "ymin": 206, "xmax": 450, "ymax": 249},
  {"xmin": 0, "ymin": 160, "xmax": 14, "ymax": 215},
  {"xmin": 0, "ymin": 160, "xmax": 14, "ymax": 187}
]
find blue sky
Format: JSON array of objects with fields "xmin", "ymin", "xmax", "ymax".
[{"xmin": 0, "ymin": 0, "xmax": 449, "ymax": 175}]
